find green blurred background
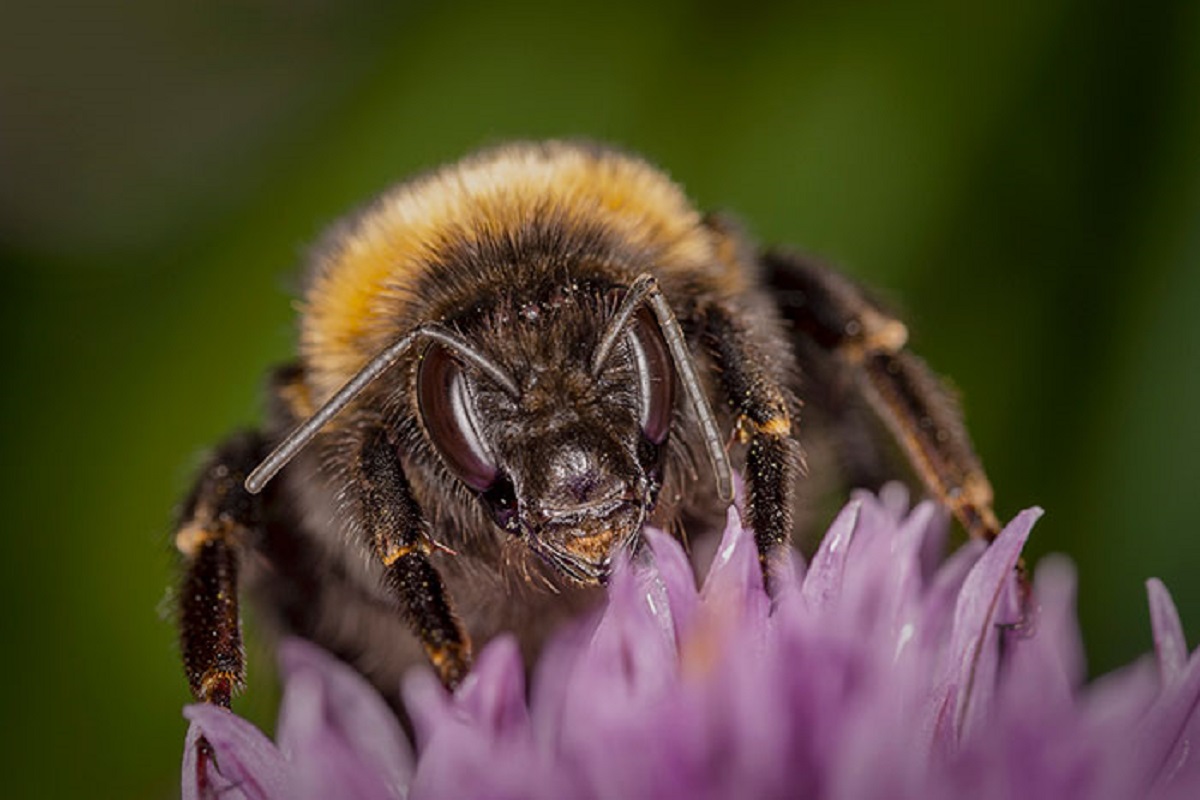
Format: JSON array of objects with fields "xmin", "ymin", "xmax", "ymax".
[{"xmin": 3, "ymin": 0, "xmax": 1198, "ymax": 796}]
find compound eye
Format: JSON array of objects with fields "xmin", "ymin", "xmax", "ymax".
[
  {"xmin": 418, "ymin": 343, "xmax": 498, "ymax": 491},
  {"xmin": 628, "ymin": 308, "xmax": 675, "ymax": 445}
]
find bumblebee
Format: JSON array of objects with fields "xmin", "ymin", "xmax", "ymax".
[{"xmin": 175, "ymin": 141, "xmax": 999, "ymax": 711}]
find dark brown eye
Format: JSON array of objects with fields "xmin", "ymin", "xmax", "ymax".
[
  {"xmin": 417, "ymin": 343, "xmax": 498, "ymax": 491},
  {"xmin": 628, "ymin": 307, "xmax": 675, "ymax": 444}
]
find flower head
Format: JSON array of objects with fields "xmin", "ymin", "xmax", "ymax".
[{"xmin": 183, "ymin": 489, "xmax": 1200, "ymax": 799}]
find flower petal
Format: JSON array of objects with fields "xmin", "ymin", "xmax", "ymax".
[
  {"xmin": 410, "ymin": 637, "xmax": 554, "ymax": 800},
  {"xmin": 1134, "ymin": 581, "xmax": 1200, "ymax": 798},
  {"xmin": 176, "ymin": 491, "xmax": 1200, "ymax": 800},
  {"xmin": 182, "ymin": 704, "xmax": 295, "ymax": 800},
  {"xmin": 276, "ymin": 638, "xmax": 413, "ymax": 800},
  {"xmin": 873, "ymin": 480, "xmax": 912, "ymax": 520},
  {"xmin": 1148, "ymin": 578, "xmax": 1189, "ymax": 686},
  {"xmin": 919, "ymin": 538, "xmax": 986, "ymax": 651},
  {"xmin": 455, "ymin": 635, "xmax": 529, "ymax": 738},
  {"xmin": 576, "ymin": 548, "xmax": 678, "ymax": 700},
  {"xmin": 401, "ymin": 667, "xmax": 452, "ymax": 753},
  {"xmin": 801, "ymin": 499, "xmax": 861, "ymax": 611},
  {"xmin": 1001, "ymin": 556, "xmax": 1085, "ymax": 716},
  {"xmin": 700, "ymin": 505, "xmax": 768, "ymax": 622},
  {"xmin": 644, "ymin": 526, "xmax": 700, "ymax": 639},
  {"xmin": 842, "ymin": 499, "xmax": 939, "ymax": 643},
  {"xmin": 938, "ymin": 507, "xmax": 1042, "ymax": 743},
  {"xmin": 1136, "ymin": 650, "xmax": 1200, "ymax": 795}
]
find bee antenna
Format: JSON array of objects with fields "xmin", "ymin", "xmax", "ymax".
[
  {"xmin": 244, "ymin": 323, "xmax": 518, "ymax": 494},
  {"xmin": 593, "ymin": 274, "xmax": 734, "ymax": 503}
]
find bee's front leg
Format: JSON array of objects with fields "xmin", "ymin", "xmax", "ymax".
[
  {"xmin": 176, "ymin": 432, "xmax": 267, "ymax": 708},
  {"xmin": 354, "ymin": 428, "xmax": 473, "ymax": 689},
  {"xmin": 175, "ymin": 432, "xmax": 268, "ymax": 796}
]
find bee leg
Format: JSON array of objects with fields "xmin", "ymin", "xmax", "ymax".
[
  {"xmin": 760, "ymin": 250, "xmax": 1002, "ymax": 543},
  {"xmin": 704, "ymin": 307, "xmax": 804, "ymax": 585},
  {"xmin": 176, "ymin": 432, "xmax": 266, "ymax": 708},
  {"xmin": 176, "ymin": 433, "xmax": 267, "ymax": 795},
  {"xmin": 356, "ymin": 429, "xmax": 472, "ymax": 689}
]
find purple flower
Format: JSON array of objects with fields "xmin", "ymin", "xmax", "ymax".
[{"xmin": 182, "ymin": 489, "xmax": 1200, "ymax": 799}]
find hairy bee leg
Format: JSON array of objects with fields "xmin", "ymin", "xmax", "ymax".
[
  {"xmin": 176, "ymin": 432, "xmax": 267, "ymax": 706},
  {"xmin": 704, "ymin": 308, "xmax": 803, "ymax": 583},
  {"xmin": 761, "ymin": 250, "xmax": 1001, "ymax": 543},
  {"xmin": 357, "ymin": 430, "xmax": 472, "ymax": 689}
]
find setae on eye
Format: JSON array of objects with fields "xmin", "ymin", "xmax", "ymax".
[
  {"xmin": 627, "ymin": 307, "xmax": 675, "ymax": 445},
  {"xmin": 417, "ymin": 342, "xmax": 498, "ymax": 492}
]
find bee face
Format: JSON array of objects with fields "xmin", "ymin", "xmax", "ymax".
[{"xmin": 416, "ymin": 293, "xmax": 674, "ymax": 583}]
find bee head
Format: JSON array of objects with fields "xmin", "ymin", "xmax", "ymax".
[
  {"xmin": 417, "ymin": 297, "xmax": 675, "ymax": 585},
  {"xmin": 244, "ymin": 276, "xmax": 730, "ymax": 586}
]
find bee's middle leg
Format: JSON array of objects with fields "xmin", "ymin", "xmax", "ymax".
[{"xmin": 760, "ymin": 250, "xmax": 1001, "ymax": 543}]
